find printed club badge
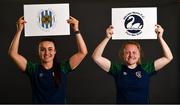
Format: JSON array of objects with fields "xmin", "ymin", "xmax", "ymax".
[{"xmin": 38, "ymin": 9, "xmax": 56, "ymax": 31}]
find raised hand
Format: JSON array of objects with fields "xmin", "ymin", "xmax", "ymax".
[
  {"xmin": 16, "ymin": 16, "xmax": 27, "ymax": 32},
  {"xmin": 155, "ymin": 24, "xmax": 164, "ymax": 38},
  {"xmin": 67, "ymin": 16, "xmax": 79, "ymax": 32},
  {"xmin": 106, "ymin": 25, "xmax": 114, "ymax": 38}
]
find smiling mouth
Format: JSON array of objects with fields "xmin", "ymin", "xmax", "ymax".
[
  {"xmin": 44, "ymin": 55, "xmax": 52, "ymax": 58},
  {"xmin": 129, "ymin": 57, "xmax": 135, "ymax": 59}
]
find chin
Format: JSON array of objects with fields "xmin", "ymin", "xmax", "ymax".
[
  {"xmin": 127, "ymin": 61, "xmax": 138, "ymax": 65},
  {"xmin": 42, "ymin": 59, "xmax": 53, "ymax": 63}
]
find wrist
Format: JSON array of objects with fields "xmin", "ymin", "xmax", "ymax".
[
  {"xmin": 106, "ymin": 36, "xmax": 111, "ymax": 39},
  {"xmin": 157, "ymin": 34, "xmax": 163, "ymax": 38},
  {"xmin": 73, "ymin": 27, "xmax": 79, "ymax": 32},
  {"xmin": 73, "ymin": 30, "xmax": 81, "ymax": 36},
  {"xmin": 16, "ymin": 29, "xmax": 22, "ymax": 33},
  {"xmin": 158, "ymin": 36, "xmax": 163, "ymax": 40},
  {"xmin": 106, "ymin": 34, "xmax": 112, "ymax": 39}
]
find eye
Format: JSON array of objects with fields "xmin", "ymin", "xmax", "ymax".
[
  {"xmin": 40, "ymin": 48, "xmax": 45, "ymax": 51},
  {"xmin": 124, "ymin": 51, "xmax": 129, "ymax": 55},
  {"xmin": 48, "ymin": 47, "xmax": 53, "ymax": 51},
  {"xmin": 133, "ymin": 51, "xmax": 137, "ymax": 54}
]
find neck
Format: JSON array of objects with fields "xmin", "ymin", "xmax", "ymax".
[
  {"xmin": 127, "ymin": 63, "xmax": 137, "ymax": 69},
  {"xmin": 41, "ymin": 61, "xmax": 53, "ymax": 70}
]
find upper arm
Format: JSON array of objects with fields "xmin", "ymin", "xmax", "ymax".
[
  {"xmin": 141, "ymin": 62, "xmax": 156, "ymax": 75},
  {"xmin": 9, "ymin": 53, "xmax": 27, "ymax": 72},
  {"xmin": 69, "ymin": 53, "xmax": 86, "ymax": 70},
  {"xmin": 108, "ymin": 62, "xmax": 122, "ymax": 76},
  {"xmin": 61, "ymin": 60, "xmax": 72, "ymax": 74},
  {"xmin": 154, "ymin": 57, "xmax": 172, "ymax": 71},
  {"xmin": 92, "ymin": 56, "xmax": 111, "ymax": 72},
  {"xmin": 25, "ymin": 61, "xmax": 36, "ymax": 76}
]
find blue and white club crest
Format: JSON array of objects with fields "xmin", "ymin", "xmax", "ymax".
[
  {"xmin": 124, "ymin": 12, "xmax": 144, "ymax": 36},
  {"xmin": 38, "ymin": 9, "xmax": 56, "ymax": 31}
]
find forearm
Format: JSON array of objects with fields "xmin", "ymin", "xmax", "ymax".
[
  {"xmin": 8, "ymin": 30, "xmax": 27, "ymax": 71},
  {"xmin": 69, "ymin": 32, "xmax": 87, "ymax": 70},
  {"xmin": 158, "ymin": 36, "xmax": 173, "ymax": 61},
  {"xmin": 8, "ymin": 30, "xmax": 22, "ymax": 55},
  {"xmin": 92, "ymin": 36, "xmax": 111, "ymax": 58},
  {"xmin": 91, "ymin": 36, "xmax": 111, "ymax": 72},
  {"xmin": 76, "ymin": 33, "xmax": 88, "ymax": 55}
]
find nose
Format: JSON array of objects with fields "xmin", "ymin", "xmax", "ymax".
[
  {"xmin": 44, "ymin": 49, "xmax": 49, "ymax": 55},
  {"xmin": 129, "ymin": 52, "xmax": 133, "ymax": 57}
]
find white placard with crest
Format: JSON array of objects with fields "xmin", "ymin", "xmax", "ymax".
[
  {"xmin": 112, "ymin": 7, "xmax": 157, "ymax": 40},
  {"xmin": 24, "ymin": 3, "xmax": 70, "ymax": 37}
]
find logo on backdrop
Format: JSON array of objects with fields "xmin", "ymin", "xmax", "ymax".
[
  {"xmin": 124, "ymin": 12, "xmax": 144, "ymax": 36},
  {"xmin": 38, "ymin": 9, "xmax": 56, "ymax": 31}
]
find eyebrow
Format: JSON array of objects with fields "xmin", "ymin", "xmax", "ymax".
[{"xmin": 40, "ymin": 46, "xmax": 54, "ymax": 49}]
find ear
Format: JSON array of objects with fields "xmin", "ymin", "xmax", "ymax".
[{"xmin": 54, "ymin": 49, "xmax": 56, "ymax": 54}]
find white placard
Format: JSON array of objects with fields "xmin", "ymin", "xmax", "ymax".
[
  {"xmin": 112, "ymin": 7, "xmax": 157, "ymax": 40},
  {"xmin": 24, "ymin": 3, "xmax": 70, "ymax": 37}
]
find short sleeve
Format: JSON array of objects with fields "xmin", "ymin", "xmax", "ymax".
[
  {"xmin": 60, "ymin": 60, "xmax": 72, "ymax": 74},
  {"xmin": 108, "ymin": 62, "xmax": 122, "ymax": 77},
  {"xmin": 25, "ymin": 61, "xmax": 37, "ymax": 76},
  {"xmin": 141, "ymin": 61, "xmax": 156, "ymax": 75}
]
